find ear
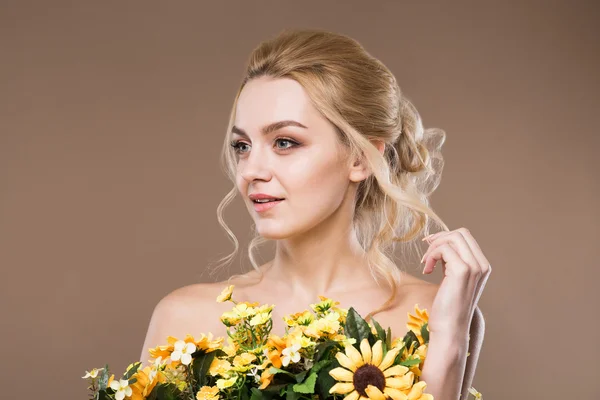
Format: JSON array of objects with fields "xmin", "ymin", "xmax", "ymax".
[{"xmin": 349, "ymin": 140, "xmax": 386, "ymax": 183}]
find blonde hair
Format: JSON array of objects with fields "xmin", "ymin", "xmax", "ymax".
[{"xmin": 212, "ymin": 28, "xmax": 449, "ymax": 320}]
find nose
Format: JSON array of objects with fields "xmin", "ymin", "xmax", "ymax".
[{"xmin": 239, "ymin": 147, "xmax": 272, "ymax": 183}]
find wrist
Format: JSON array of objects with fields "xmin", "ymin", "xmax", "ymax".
[{"xmin": 428, "ymin": 328, "xmax": 470, "ymax": 352}]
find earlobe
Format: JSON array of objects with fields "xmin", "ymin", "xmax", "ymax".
[
  {"xmin": 349, "ymin": 140, "xmax": 385, "ymax": 183},
  {"xmin": 349, "ymin": 154, "xmax": 370, "ymax": 183}
]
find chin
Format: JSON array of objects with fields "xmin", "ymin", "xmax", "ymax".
[
  {"xmin": 254, "ymin": 220, "xmax": 295, "ymax": 240},
  {"xmin": 255, "ymin": 215, "xmax": 320, "ymax": 240}
]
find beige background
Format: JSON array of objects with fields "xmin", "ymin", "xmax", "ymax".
[{"xmin": 1, "ymin": 1, "xmax": 598, "ymax": 399}]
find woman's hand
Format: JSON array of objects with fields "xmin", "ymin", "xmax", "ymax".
[{"xmin": 421, "ymin": 227, "xmax": 492, "ymax": 336}]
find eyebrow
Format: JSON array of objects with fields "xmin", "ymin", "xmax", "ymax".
[{"xmin": 231, "ymin": 120, "xmax": 308, "ymax": 137}]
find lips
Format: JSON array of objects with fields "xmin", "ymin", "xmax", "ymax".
[
  {"xmin": 249, "ymin": 193, "xmax": 284, "ymax": 213},
  {"xmin": 248, "ymin": 193, "xmax": 284, "ymax": 203}
]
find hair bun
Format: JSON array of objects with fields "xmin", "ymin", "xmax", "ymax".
[{"xmin": 393, "ymin": 97, "xmax": 446, "ymax": 198}]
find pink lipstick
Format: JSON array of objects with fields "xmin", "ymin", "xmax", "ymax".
[{"xmin": 249, "ymin": 193, "xmax": 284, "ymax": 213}]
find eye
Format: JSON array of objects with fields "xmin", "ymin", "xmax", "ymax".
[
  {"xmin": 230, "ymin": 140, "xmax": 250, "ymax": 154},
  {"xmin": 275, "ymin": 138, "xmax": 299, "ymax": 151}
]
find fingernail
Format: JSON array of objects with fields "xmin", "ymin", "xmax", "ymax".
[{"xmin": 420, "ymin": 254, "xmax": 426, "ymax": 263}]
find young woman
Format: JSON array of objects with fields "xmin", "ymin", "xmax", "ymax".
[{"xmin": 140, "ymin": 29, "xmax": 492, "ymax": 400}]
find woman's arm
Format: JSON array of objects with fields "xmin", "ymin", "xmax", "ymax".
[{"xmin": 420, "ymin": 306, "xmax": 485, "ymax": 400}]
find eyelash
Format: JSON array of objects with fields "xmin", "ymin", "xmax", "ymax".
[{"xmin": 230, "ymin": 137, "xmax": 300, "ymax": 155}]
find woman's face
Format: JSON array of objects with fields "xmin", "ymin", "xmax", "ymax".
[{"xmin": 231, "ymin": 76, "xmax": 357, "ymax": 239}]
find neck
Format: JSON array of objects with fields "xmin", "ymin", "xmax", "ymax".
[{"xmin": 266, "ymin": 194, "xmax": 377, "ymax": 299}]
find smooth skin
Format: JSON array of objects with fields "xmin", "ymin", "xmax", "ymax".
[{"xmin": 140, "ymin": 77, "xmax": 491, "ymax": 400}]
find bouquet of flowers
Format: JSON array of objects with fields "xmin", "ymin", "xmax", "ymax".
[{"xmin": 83, "ymin": 285, "xmax": 483, "ymax": 400}]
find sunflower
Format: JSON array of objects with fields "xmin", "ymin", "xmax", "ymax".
[
  {"xmin": 329, "ymin": 338, "xmax": 433, "ymax": 400},
  {"xmin": 406, "ymin": 304, "xmax": 429, "ymax": 346}
]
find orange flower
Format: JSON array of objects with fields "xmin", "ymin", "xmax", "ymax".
[{"xmin": 130, "ymin": 366, "xmax": 164, "ymax": 400}]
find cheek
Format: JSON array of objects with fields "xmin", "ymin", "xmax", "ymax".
[{"xmin": 283, "ymin": 151, "xmax": 348, "ymax": 205}]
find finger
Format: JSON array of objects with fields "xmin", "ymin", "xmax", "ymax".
[
  {"xmin": 456, "ymin": 228, "xmax": 491, "ymax": 276},
  {"xmin": 423, "ymin": 243, "xmax": 479, "ymax": 314},
  {"xmin": 422, "ymin": 232, "xmax": 478, "ymax": 272},
  {"xmin": 455, "ymin": 228, "xmax": 492, "ymax": 308},
  {"xmin": 423, "ymin": 242, "xmax": 470, "ymax": 278}
]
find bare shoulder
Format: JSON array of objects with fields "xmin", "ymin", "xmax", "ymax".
[
  {"xmin": 138, "ymin": 281, "xmax": 233, "ymax": 365},
  {"xmin": 398, "ymin": 271, "xmax": 440, "ymax": 311}
]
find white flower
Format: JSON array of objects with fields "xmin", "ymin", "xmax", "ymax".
[
  {"xmin": 148, "ymin": 356, "xmax": 164, "ymax": 381},
  {"xmin": 171, "ymin": 340, "xmax": 197, "ymax": 365},
  {"xmin": 82, "ymin": 367, "xmax": 104, "ymax": 379},
  {"xmin": 109, "ymin": 379, "xmax": 133, "ymax": 400},
  {"xmin": 281, "ymin": 343, "xmax": 302, "ymax": 367},
  {"xmin": 247, "ymin": 366, "xmax": 260, "ymax": 384}
]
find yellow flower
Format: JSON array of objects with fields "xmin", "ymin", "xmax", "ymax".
[
  {"xmin": 304, "ymin": 316, "xmax": 341, "ymax": 339},
  {"xmin": 191, "ymin": 333, "xmax": 224, "ymax": 352},
  {"xmin": 216, "ymin": 376, "xmax": 238, "ymax": 389},
  {"xmin": 405, "ymin": 381, "xmax": 433, "ymax": 400},
  {"xmin": 197, "ymin": 385, "xmax": 220, "ymax": 400},
  {"xmin": 310, "ymin": 296, "xmax": 340, "ymax": 314},
  {"xmin": 130, "ymin": 365, "xmax": 165, "ymax": 400},
  {"xmin": 149, "ymin": 334, "xmax": 222, "ymax": 361},
  {"xmin": 468, "ymin": 386, "xmax": 483, "ymax": 399},
  {"xmin": 283, "ymin": 310, "xmax": 314, "ymax": 326},
  {"xmin": 220, "ymin": 311, "xmax": 242, "ymax": 327},
  {"xmin": 233, "ymin": 303, "xmax": 257, "ymax": 318},
  {"xmin": 287, "ymin": 329, "xmax": 314, "ymax": 349},
  {"xmin": 209, "ymin": 359, "xmax": 233, "ymax": 377},
  {"xmin": 333, "ymin": 307, "xmax": 349, "ymax": 324},
  {"xmin": 406, "ymin": 304, "xmax": 429, "ymax": 345},
  {"xmin": 329, "ymin": 338, "xmax": 424, "ymax": 400},
  {"xmin": 82, "ymin": 367, "xmax": 104, "ymax": 379},
  {"xmin": 249, "ymin": 312, "xmax": 271, "ymax": 326},
  {"xmin": 222, "ymin": 337, "xmax": 238, "ymax": 357},
  {"xmin": 216, "ymin": 285, "xmax": 234, "ymax": 303},
  {"xmin": 409, "ymin": 344, "xmax": 428, "ymax": 378},
  {"xmin": 233, "ymin": 353, "xmax": 257, "ymax": 371},
  {"xmin": 256, "ymin": 304, "xmax": 275, "ymax": 314}
]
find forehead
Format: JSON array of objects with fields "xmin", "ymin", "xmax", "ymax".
[{"xmin": 235, "ymin": 77, "xmax": 318, "ymax": 129}]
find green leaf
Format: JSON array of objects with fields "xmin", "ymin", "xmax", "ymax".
[
  {"xmin": 97, "ymin": 390, "xmax": 112, "ymax": 400},
  {"xmin": 262, "ymin": 383, "xmax": 288, "ymax": 395},
  {"xmin": 292, "ymin": 372, "xmax": 318, "ymax": 394},
  {"xmin": 344, "ymin": 307, "xmax": 371, "ymax": 346},
  {"xmin": 316, "ymin": 359, "xmax": 338, "ymax": 400},
  {"xmin": 268, "ymin": 367, "xmax": 296, "ymax": 379},
  {"xmin": 386, "ymin": 327, "xmax": 392, "ymax": 350},
  {"xmin": 192, "ymin": 351, "xmax": 218, "ymax": 388},
  {"xmin": 370, "ymin": 318, "xmax": 386, "ymax": 342},
  {"xmin": 313, "ymin": 341, "xmax": 340, "ymax": 363},
  {"xmin": 294, "ymin": 370, "xmax": 308, "ymax": 383},
  {"xmin": 122, "ymin": 362, "xmax": 141, "ymax": 380},
  {"xmin": 287, "ymin": 383, "xmax": 302, "ymax": 400},
  {"xmin": 147, "ymin": 383, "xmax": 182, "ymax": 400},
  {"xmin": 250, "ymin": 387, "xmax": 265, "ymax": 400},
  {"xmin": 403, "ymin": 330, "xmax": 419, "ymax": 350},
  {"xmin": 97, "ymin": 364, "xmax": 110, "ymax": 391},
  {"xmin": 310, "ymin": 359, "xmax": 332, "ymax": 375},
  {"xmin": 399, "ymin": 358, "xmax": 422, "ymax": 367},
  {"xmin": 420, "ymin": 323, "xmax": 429, "ymax": 344}
]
